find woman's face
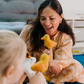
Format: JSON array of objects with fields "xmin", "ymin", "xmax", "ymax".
[{"xmin": 40, "ymin": 6, "xmax": 63, "ymax": 36}]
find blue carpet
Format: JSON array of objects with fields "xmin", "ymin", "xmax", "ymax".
[
  {"xmin": 23, "ymin": 54, "xmax": 84, "ymax": 84},
  {"xmin": 73, "ymin": 54, "xmax": 84, "ymax": 67}
]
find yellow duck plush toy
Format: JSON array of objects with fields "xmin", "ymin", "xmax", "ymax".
[
  {"xmin": 41, "ymin": 34, "xmax": 57, "ymax": 48},
  {"xmin": 31, "ymin": 53, "xmax": 51, "ymax": 73}
]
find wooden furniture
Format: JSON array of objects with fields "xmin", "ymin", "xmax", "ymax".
[{"xmin": 64, "ymin": 15, "xmax": 84, "ymax": 54}]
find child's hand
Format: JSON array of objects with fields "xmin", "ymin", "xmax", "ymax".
[
  {"xmin": 17, "ymin": 73, "xmax": 27, "ymax": 84},
  {"xmin": 29, "ymin": 72, "xmax": 43, "ymax": 84}
]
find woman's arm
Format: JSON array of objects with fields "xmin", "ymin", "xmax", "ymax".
[
  {"xmin": 44, "ymin": 48, "xmax": 61, "ymax": 74},
  {"xmin": 20, "ymin": 24, "xmax": 32, "ymax": 42},
  {"xmin": 20, "ymin": 24, "xmax": 33, "ymax": 56},
  {"xmin": 49, "ymin": 48, "xmax": 61, "ymax": 74},
  {"xmin": 43, "ymin": 34, "xmax": 73, "ymax": 75}
]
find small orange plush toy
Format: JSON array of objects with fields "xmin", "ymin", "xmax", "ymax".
[
  {"xmin": 31, "ymin": 53, "xmax": 51, "ymax": 73},
  {"xmin": 24, "ymin": 56, "xmax": 48, "ymax": 84},
  {"xmin": 41, "ymin": 34, "xmax": 57, "ymax": 48}
]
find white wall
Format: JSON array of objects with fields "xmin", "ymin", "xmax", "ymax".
[{"xmin": 58, "ymin": 0, "xmax": 84, "ymax": 15}]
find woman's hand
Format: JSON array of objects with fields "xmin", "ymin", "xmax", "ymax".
[
  {"xmin": 29, "ymin": 72, "xmax": 43, "ymax": 84},
  {"xmin": 43, "ymin": 48, "xmax": 53, "ymax": 57},
  {"xmin": 43, "ymin": 48, "xmax": 54, "ymax": 72},
  {"xmin": 43, "ymin": 48, "xmax": 61, "ymax": 74},
  {"xmin": 43, "ymin": 48, "xmax": 53, "ymax": 65}
]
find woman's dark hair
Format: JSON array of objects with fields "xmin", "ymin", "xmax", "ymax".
[{"xmin": 26, "ymin": 0, "xmax": 75, "ymax": 51}]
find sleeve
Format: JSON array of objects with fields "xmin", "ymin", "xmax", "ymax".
[
  {"xmin": 20, "ymin": 24, "xmax": 33, "ymax": 56},
  {"xmin": 20, "ymin": 24, "xmax": 32, "ymax": 42},
  {"xmin": 54, "ymin": 33, "xmax": 73, "ymax": 70}
]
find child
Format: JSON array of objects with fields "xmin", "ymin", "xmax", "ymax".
[{"xmin": 0, "ymin": 30, "xmax": 43, "ymax": 84}]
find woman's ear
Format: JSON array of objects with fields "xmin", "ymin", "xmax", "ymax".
[
  {"xmin": 60, "ymin": 14, "xmax": 63, "ymax": 23},
  {"xmin": 61, "ymin": 13, "xmax": 63, "ymax": 19},
  {"xmin": 5, "ymin": 66, "xmax": 15, "ymax": 79}
]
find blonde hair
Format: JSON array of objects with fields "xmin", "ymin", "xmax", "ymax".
[{"xmin": 0, "ymin": 30, "xmax": 27, "ymax": 76}]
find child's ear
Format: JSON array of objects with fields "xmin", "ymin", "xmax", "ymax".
[{"xmin": 5, "ymin": 66, "xmax": 15, "ymax": 78}]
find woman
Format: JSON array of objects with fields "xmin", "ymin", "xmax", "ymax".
[{"xmin": 20, "ymin": 0, "xmax": 84, "ymax": 84}]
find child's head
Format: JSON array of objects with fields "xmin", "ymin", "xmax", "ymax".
[{"xmin": 0, "ymin": 30, "xmax": 27, "ymax": 84}]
